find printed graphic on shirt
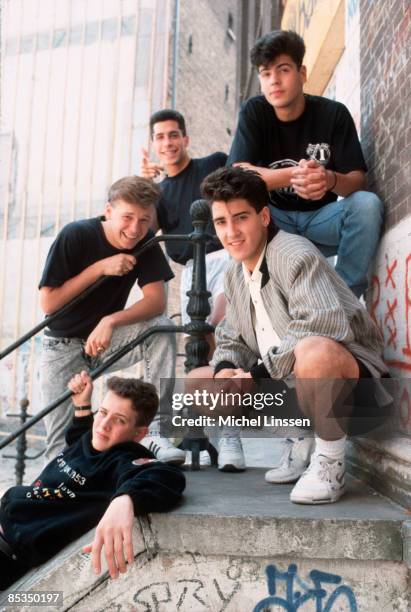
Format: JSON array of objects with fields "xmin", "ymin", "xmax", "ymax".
[
  {"xmin": 269, "ymin": 142, "xmax": 331, "ymax": 206},
  {"xmin": 269, "ymin": 159, "xmax": 299, "ymax": 199},
  {"xmin": 56, "ymin": 455, "xmax": 86, "ymax": 485},
  {"xmin": 306, "ymin": 142, "xmax": 331, "ymax": 165},
  {"xmin": 26, "ymin": 481, "xmax": 76, "ymax": 500}
]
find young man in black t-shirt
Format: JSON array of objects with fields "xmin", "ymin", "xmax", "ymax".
[
  {"xmin": 141, "ymin": 109, "xmax": 229, "ymax": 338},
  {"xmin": 0, "ymin": 371, "xmax": 185, "ymax": 591},
  {"xmin": 39, "ymin": 176, "xmax": 185, "ymax": 465},
  {"xmin": 228, "ymin": 30, "xmax": 383, "ymax": 300},
  {"xmin": 141, "ymin": 110, "xmax": 233, "ymax": 469}
]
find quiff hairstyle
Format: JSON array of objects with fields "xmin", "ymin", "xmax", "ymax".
[
  {"xmin": 108, "ymin": 176, "xmax": 161, "ymax": 209},
  {"xmin": 149, "ymin": 109, "xmax": 187, "ymax": 137},
  {"xmin": 201, "ymin": 166, "xmax": 270, "ymax": 213},
  {"xmin": 250, "ymin": 30, "xmax": 305, "ymax": 69}
]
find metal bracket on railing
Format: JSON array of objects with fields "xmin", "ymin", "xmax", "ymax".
[{"xmin": 3, "ymin": 398, "xmax": 45, "ymax": 485}]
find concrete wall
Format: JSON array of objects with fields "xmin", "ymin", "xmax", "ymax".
[{"xmin": 2, "ymin": 518, "xmax": 409, "ymax": 612}]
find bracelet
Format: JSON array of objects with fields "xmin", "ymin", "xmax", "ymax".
[
  {"xmin": 329, "ymin": 170, "xmax": 337, "ymax": 192},
  {"xmin": 73, "ymin": 404, "xmax": 92, "ymax": 411}
]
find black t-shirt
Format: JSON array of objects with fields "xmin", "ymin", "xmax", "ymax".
[
  {"xmin": 157, "ymin": 153, "xmax": 227, "ymax": 264},
  {"xmin": 39, "ymin": 217, "xmax": 174, "ymax": 339},
  {"xmin": 227, "ymin": 94, "xmax": 367, "ymax": 211}
]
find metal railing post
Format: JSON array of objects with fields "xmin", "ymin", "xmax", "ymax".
[
  {"xmin": 181, "ymin": 200, "xmax": 216, "ymax": 469},
  {"xmin": 3, "ymin": 398, "xmax": 44, "ymax": 484}
]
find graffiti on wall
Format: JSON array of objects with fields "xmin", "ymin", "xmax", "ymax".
[
  {"xmin": 371, "ymin": 249, "xmax": 411, "ymax": 373},
  {"xmin": 253, "ymin": 563, "xmax": 357, "ymax": 612},
  {"xmin": 282, "ymin": 0, "xmax": 319, "ymax": 38}
]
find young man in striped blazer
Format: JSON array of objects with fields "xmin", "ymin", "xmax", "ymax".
[{"xmin": 189, "ymin": 166, "xmax": 388, "ymax": 505}]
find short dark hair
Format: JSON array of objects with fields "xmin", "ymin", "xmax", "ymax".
[
  {"xmin": 106, "ymin": 377, "xmax": 158, "ymax": 427},
  {"xmin": 108, "ymin": 176, "xmax": 160, "ymax": 209},
  {"xmin": 149, "ymin": 109, "xmax": 187, "ymax": 137},
  {"xmin": 201, "ymin": 166, "xmax": 270, "ymax": 213},
  {"xmin": 250, "ymin": 30, "xmax": 305, "ymax": 69}
]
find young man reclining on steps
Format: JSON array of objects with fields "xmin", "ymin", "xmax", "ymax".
[{"xmin": 0, "ymin": 372, "xmax": 185, "ymax": 591}]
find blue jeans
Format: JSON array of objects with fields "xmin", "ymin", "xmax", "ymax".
[
  {"xmin": 40, "ymin": 315, "xmax": 176, "ymax": 462},
  {"xmin": 270, "ymin": 191, "xmax": 383, "ymax": 297}
]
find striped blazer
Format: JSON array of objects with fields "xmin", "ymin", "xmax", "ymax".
[{"xmin": 211, "ymin": 230, "xmax": 388, "ymax": 378}]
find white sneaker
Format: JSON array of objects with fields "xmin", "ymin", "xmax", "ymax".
[
  {"xmin": 141, "ymin": 436, "xmax": 186, "ymax": 465},
  {"xmin": 265, "ymin": 438, "xmax": 314, "ymax": 484},
  {"xmin": 183, "ymin": 450, "xmax": 212, "ymax": 467},
  {"xmin": 218, "ymin": 436, "xmax": 246, "ymax": 472},
  {"xmin": 290, "ymin": 453, "xmax": 346, "ymax": 504}
]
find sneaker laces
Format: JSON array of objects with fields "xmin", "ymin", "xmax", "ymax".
[{"xmin": 304, "ymin": 454, "xmax": 340, "ymax": 483}]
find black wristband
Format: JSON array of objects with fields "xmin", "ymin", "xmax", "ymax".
[{"xmin": 73, "ymin": 404, "xmax": 92, "ymax": 411}]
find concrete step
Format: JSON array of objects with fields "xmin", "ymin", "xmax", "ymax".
[{"xmin": 1, "ymin": 467, "xmax": 410, "ymax": 612}]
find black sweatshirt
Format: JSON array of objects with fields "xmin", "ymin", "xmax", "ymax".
[{"xmin": 0, "ymin": 415, "xmax": 185, "ymax": 566}]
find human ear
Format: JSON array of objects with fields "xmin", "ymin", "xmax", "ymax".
[
  {"xmin": 105, "ymin": 202, "xmax": 113, "ymax": 219},
  {"xmin": 300, "ymin": 65, "xmax": 307, "ymax": 84},
  {"xmin": 261, "ymin": 206, "xmax": 271, "ymax": 227}
]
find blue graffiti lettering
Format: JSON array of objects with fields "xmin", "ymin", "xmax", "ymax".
[{"xmin": 253, "ymin": 563, "xmax": 358, "ymax": 612}]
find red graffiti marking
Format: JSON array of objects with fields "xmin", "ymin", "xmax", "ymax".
[
  {"xmin": 385, "ymin": 359, "xmax": 411, "ymax": 372},
  {"xmin": 384, "ymin": 298, "xmax": 398, "ymax": 350},
  {"xmin": 370, "ymin": 275, "xmax": 383, "ymax": 335},
  {"xmin": 402, "ymin": 253, "xmax": 411, "ymax": 358},
  {"xmin": 385, "ymin": 256, "xmax": 397, "ymax": 289},
  {"xmin": 377, "ymin": 251, "xmax": 411, "ymax": 372}
]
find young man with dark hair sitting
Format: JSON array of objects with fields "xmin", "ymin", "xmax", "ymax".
[
  {"xmin": 228, "ymin": 29, "xmax": 383, "ymax": 300},
  {"xmin": 0, "ymin": 372, "xmax": 185, "ymax": 591},
  {"xmin": 188, "ymin": 166, "xmax": 388, "ymax": 504}
]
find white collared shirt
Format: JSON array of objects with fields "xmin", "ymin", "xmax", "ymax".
[{"xmin": 242, "ymin": 245, "xmax": 281, "ymax": 358}]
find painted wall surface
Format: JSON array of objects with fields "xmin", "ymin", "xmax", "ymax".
[
  {"xmin": 281, "ymin": 0, "xmax": 411, "ymax": 504},
  {"xmin": 358, "ymin": 1, "xmax": 411, "ymax": 498}
]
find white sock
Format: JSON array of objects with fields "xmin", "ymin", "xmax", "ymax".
[{"xmin": 314, "ymin": 435, "xmax": 346, "ymax": 461}]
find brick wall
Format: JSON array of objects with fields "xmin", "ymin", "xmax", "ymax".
[
  {"xmin": 174, "ymin": 0, "xmax": 239, "ymax": 157},
  {"xmin": 360, "ymin": 0, "xmax": 411, "ymax": 230}
]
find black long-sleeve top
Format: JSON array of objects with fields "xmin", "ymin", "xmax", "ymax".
[{"xmin": 0, "ymin": 415, "xmax": 185, "ymax": 566}]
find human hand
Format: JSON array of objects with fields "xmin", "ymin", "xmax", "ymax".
[
  {"xmin": 214, "ymin": 368, "xmax": 245, "ymax": 379},
  {"xmin": 68, "ymin": 370, "xmax": 93, "ymax": 406},
  {"xmin": 83, "ymin": 495, "xmax": 134, "ymax": 579},
  {"xmin": 99, "ymin": 253, "xmax": 137, "ymax": 276},
  {"xmin": 290, "ymin": 159, "xmax": 328, "ymax": 200},
  {"xmin": 85, "ymin": 317, "xmax": 115, "ymax": 357},
  {"xmin": 140, "ymin": 147, "xmax": 164, "ymax": 179}
]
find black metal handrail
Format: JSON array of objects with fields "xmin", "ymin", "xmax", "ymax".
[
  {"xmin": 0, "ymin": 233, "xmax": 211, "ymax": 361},
  {"xmin": 0, "ymin": 200, "xmax": 216, "ymax": 468},
  {"xmin": 0, "ymin": 325, "xmax": 181, "ymax": 450}
]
